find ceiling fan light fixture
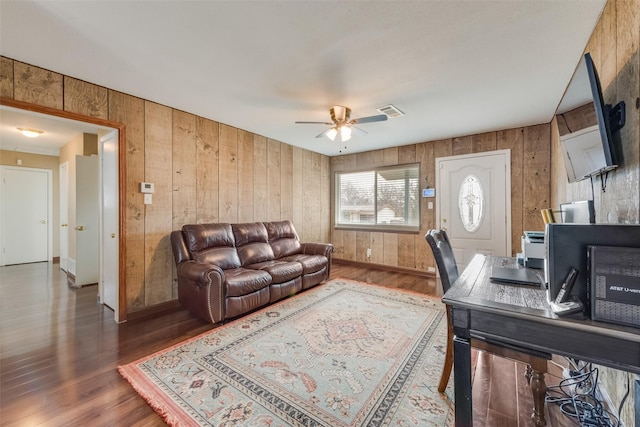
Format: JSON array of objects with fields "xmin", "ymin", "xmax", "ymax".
[
  {"xmin": 17, "ymin": 127, "xmax": 44, "ymax": 138},
  {"xmin": 340, "ymin": 125, "xmax": 352, "ymax": 141},
  {"xmin": 326, "ymin": 127, "xmax": 338, "ymax": 141}
]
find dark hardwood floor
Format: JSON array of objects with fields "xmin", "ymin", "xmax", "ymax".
[{"xmin": 0, "ymin": 261, "xmax": 576, "ymax": 426}]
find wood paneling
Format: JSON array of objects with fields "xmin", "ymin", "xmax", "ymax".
[
  {"xmin": 13, "ymin": 61, "xmax": 63, "ymax": 109},
  {"xmin": 144, "ymin": 102, "xmax": 174, "ymax": 306},
  {"xmin": 280, "ymin": 142, "xmax": 293, "ymax": 223},
  {"xmin": 237, "ymin": 130, "xmax": 255, "ymax": 223},
  {"xmin": 108, "ymin": 91, "xmax": 146, "ymax": 311},
  {"xmin": 0, "ymin": 57, "xmax": 14, "ymax": 98},
  {"xmin": 172, "ymin": 110, "xmax": 197, "ymax": 230},
  {"xmin": 267, "ymin": 139, "xmax": 281, "ymax": 222},
  {"xmin": 522, "ymin": 124, "xmax": 550, "ymax": 232},
  {"xmin": 63, "ymin": 77, "xmax": 108, "ymax": 119},
  {"xmin": 473, "ymin": 132, "xmax": 497, "ymax": 153},
  {"xmin": 196, "ymin": 117, "xmax": 219, "ymax": 224},
  {"xmin": 253, "ymin": 135, "xmax": 268, "ymax": 221},
  {"xmin": 497, "ymin": 128, "xmax": 524, "ymax": 256},
  {"xmin": 218, "ymin": 124, "xmax": 239, "ymax": 223},
  {"xmin": 453, "ymin": 135, "xmax": 472, "ymax": 156},
  {"xmin": 292, "ymin": 147, "xmax": 304, "ymax": 230}
]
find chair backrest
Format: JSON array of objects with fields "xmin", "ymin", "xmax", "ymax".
[{"xmin": 425, "ymin": 229, "xmax": 459, "ymax": 293}]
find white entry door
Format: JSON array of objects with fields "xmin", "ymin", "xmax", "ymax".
[
  {"xmin": 75, "ymin": 155, "xmax": 100, "ymax": 286},
  {"xmin": 436, "ymin": 150, "xmax": 511, "ymax": 272},
  {"xmin": 0, "ymin": 166, "xmax": 51, "ymax": 265}
]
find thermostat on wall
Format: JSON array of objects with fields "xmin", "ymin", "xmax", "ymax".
[
  {"xmin": 140, "ymin": 182, "xmax": 155, "ymax": 193},
  {"xmin": 422, "ymin": 188, "xmax": 435, "ymax": 198}
]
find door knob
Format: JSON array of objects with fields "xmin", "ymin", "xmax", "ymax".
[
  {"xmin": 41, "ymin": 220, "xmax": 47, "ymax": 224},
  {"xmin": 75, "ymin": 225, "xmax": 85, "ymax": 231},
  {"xmin": 61, "ymin": 224, "xmax": 68, "ymax": 227},
  {"xmin": 111, "ymin": 233, "xmax": 116, "ymax": 238}
]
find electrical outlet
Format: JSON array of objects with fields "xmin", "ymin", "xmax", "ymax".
[{"xmin": 366, "ymin": 248, "xmax": 371, "ymax": 258}]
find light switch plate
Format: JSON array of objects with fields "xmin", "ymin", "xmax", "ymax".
[{"xmin": 144, "ymin": 193, "xmax": 152, "ymax": 204}]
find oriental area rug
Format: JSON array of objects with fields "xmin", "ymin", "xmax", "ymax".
[{"xmin": 119, "ymin": 279, "xmax": 454, "ymax": 427}]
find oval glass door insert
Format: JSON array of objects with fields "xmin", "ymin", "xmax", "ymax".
[{"xmin": 458, "ymin": 174, "xmax": 484, "ymax": 232}]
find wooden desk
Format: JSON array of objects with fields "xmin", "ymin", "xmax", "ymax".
[{"xmin": 443, "ymin": 254, "xmax": 640, "ymax": 427}]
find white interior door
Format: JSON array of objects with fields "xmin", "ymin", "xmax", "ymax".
[
  {"xmin": 59, "ymin": 162, "xmax": 69, "ymax": 272},
  {"xmin": 436, "ymin": 150, "xmax": 511, "ymax": 272},
  {"xmin": 0, "ymin": 166, "xmax": 51, "ymax": 266},
  {"xmin": 99, "ymin": 130, "xmax": 119, "ymax": 319},
  {"xmin": 75, "ymin": 156, "xmax": 100, "ymax": 286}
]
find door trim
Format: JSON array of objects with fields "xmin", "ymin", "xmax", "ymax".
[
  {"xmin": 0, "ymin": 97, "xmax": 128, "ymax": 322},
  {"xmin": 435, "ymin": 149, "xmax": 512, "ymax": 261}
]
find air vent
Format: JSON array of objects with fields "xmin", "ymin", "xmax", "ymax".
[{"xmin": 376, "ymin": 104, "xmax": 404, "ymax": 118}]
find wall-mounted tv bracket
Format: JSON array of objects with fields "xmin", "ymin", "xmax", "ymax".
[{"xmin": 606, "ymin": 101, "xmax": 626, "ymax": 133}]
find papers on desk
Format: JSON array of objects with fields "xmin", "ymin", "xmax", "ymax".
[{"xmin": 490, "ymin": 266, "xmax": 542, "ymax": 286}]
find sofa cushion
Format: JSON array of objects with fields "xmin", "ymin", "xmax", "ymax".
[
  {"xmin": 182, "ymin": 223, "xmax": 241, "ymax": 269},
  {"xmin": 224, "ymin": 268, "xmax": 272, "ymax": 297},
  {"xmin": 247, "ymin": 260, "xmax": 303, "ymax": 283},
  {"xmin": 232, "ymin": 222, "xmax": 275, "ymax": 266},
  {"xmin": 281, "ymin": 254, "xmax": 327, "ymax": 274},
  {"xmin": 266, "ymin": 220, "xmax": 302, "ymax": 258}
]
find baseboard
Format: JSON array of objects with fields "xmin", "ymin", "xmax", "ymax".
[
  {"xmin": 333, "ymin": 258, "xmax": 435, "ymax": 278},
  {"xmin": 127, "ymin": 300, "xmax": 183, "ymax": 322}
]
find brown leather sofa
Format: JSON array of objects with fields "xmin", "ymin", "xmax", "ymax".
[{"xmin": 171, "ymin": 220, "xmax": 333, "ymax": 324}]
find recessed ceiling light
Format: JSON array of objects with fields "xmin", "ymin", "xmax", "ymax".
[{"xmin": 17, "ymin": 127, "xmax": 44, "ymax": 138}]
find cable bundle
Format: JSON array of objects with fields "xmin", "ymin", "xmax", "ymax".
[{"xmin": 545, "ymin": 361, "xmax": 627, "ymax": 427}]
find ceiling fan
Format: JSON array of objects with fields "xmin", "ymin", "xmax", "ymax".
[{"xmin": 295, "ymin": 105, "xmax": 387, "ymax": 142}]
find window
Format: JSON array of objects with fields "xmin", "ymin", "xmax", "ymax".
[
  {"xmin": 335, "ymin": 164, "xmax": 420, "ymax": 231},
  {"xmin": 458, "ymin": 174, "xmax": 484, "ymax": 233}
]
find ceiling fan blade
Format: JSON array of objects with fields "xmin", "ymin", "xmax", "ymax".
[
  {"xmin": 351, "ymin": 126, "xmax": 368, "ymax": 136},
  {"xmin": 350, "ymin": 114, "xmax": 388, "ymax": 124},
  {"xmin": 315, "ymin": 128, "xmax": 334, "ymax": 138},
  {"xmin": 295, "ymin": 121, "xmax": 334, "ymax": 125}
]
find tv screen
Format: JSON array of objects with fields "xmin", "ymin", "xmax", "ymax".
[{"xmin": 554, "ymin": 53, "xmax": 617, "ymax": 183}]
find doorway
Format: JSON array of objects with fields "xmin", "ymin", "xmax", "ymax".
[
  {"xmin": 0, "ymin": 100, "xmax": 126, "ymax": 322},
  {"xmin": 436, "ymin": 149, "xmax": 511, "ymax": 272}
]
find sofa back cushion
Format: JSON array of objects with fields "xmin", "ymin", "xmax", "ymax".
[
  {"xmin": 232, "ymin": 222, "xmax": 275, "ymax": 266},
  {"xmin": 266, "ymin": 220, "xmax": 301, "ymax": 258},
  {"xmin": 182, "ymin": 223, "xmax": 241, "ymax": 269}
]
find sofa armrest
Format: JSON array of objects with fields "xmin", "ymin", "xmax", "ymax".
[
  {"xmin": 176, "ymin": 261, "xmax": 226, "ymax": 324},
  {"xmin": 300, "ymin": 242, "xmax": 334, "ymax": 259}
]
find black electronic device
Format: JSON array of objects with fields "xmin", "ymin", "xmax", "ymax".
[
  {"xmin": 544, "ymin": 224, "xmax": 640, "ymax": 309},
  {"xmin": 589, "ymin": 245, "xmax": 640, "ymax": 328},
  {"xmin": 490, "ymin": 266, "xmax": 542, "ymax": 287},
  {"xmin": 555, "ymin": 267, "xmax": 578, "ymax": 304},
  {"xmin": 554, "ymin": 52, "xmax": 625, "ymax": 183}
]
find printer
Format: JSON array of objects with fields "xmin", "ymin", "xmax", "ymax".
[{"xmin": 521, "ymin": 231, "xmax": 544, "ymax": 269}]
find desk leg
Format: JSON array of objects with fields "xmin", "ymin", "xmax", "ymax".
[
  {"xmin": 525, "ymin": 360, "xmax": 547, "ymax": 427},
  {"xmin": 453, "ymin": 334, "xmax": 472, "ymax": 427}
]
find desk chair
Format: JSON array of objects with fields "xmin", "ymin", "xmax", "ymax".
[
  {"xmin": 425, "ymin": 229, "xmax": 457, "ymax": 393},
  {"xmin": 427, "ymin": 230, "xmax": 551, "ymax": 426}
]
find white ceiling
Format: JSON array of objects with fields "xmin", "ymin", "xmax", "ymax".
[{"xmin": 0, "ymin": 1, "xmax": 605, "ymax": 157}]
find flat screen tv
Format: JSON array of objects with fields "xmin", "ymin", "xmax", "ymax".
[{"xmin": 554, "ymin": 53, "xmax": 622, "ymax": 183}]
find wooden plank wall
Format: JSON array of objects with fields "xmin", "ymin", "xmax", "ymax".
[
  {"xmin": 0, "ymin": 57, "xmax": 331, "ymax": 314},
  {"xmin": 551, "ymin": 0, "xmax": 639, "ymax": 227},
  {"xmin": 331, "ymin": 126, "xmax": 550, "ymax": 271},
  {"xmin": 549, "ymin": 1, "xmax": 639, "ymax": 424}
]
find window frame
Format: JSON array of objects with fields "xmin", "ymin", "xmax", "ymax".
[{"xmin": 333, "ymin": 163, "xmax": 421, "ymax": 233}]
